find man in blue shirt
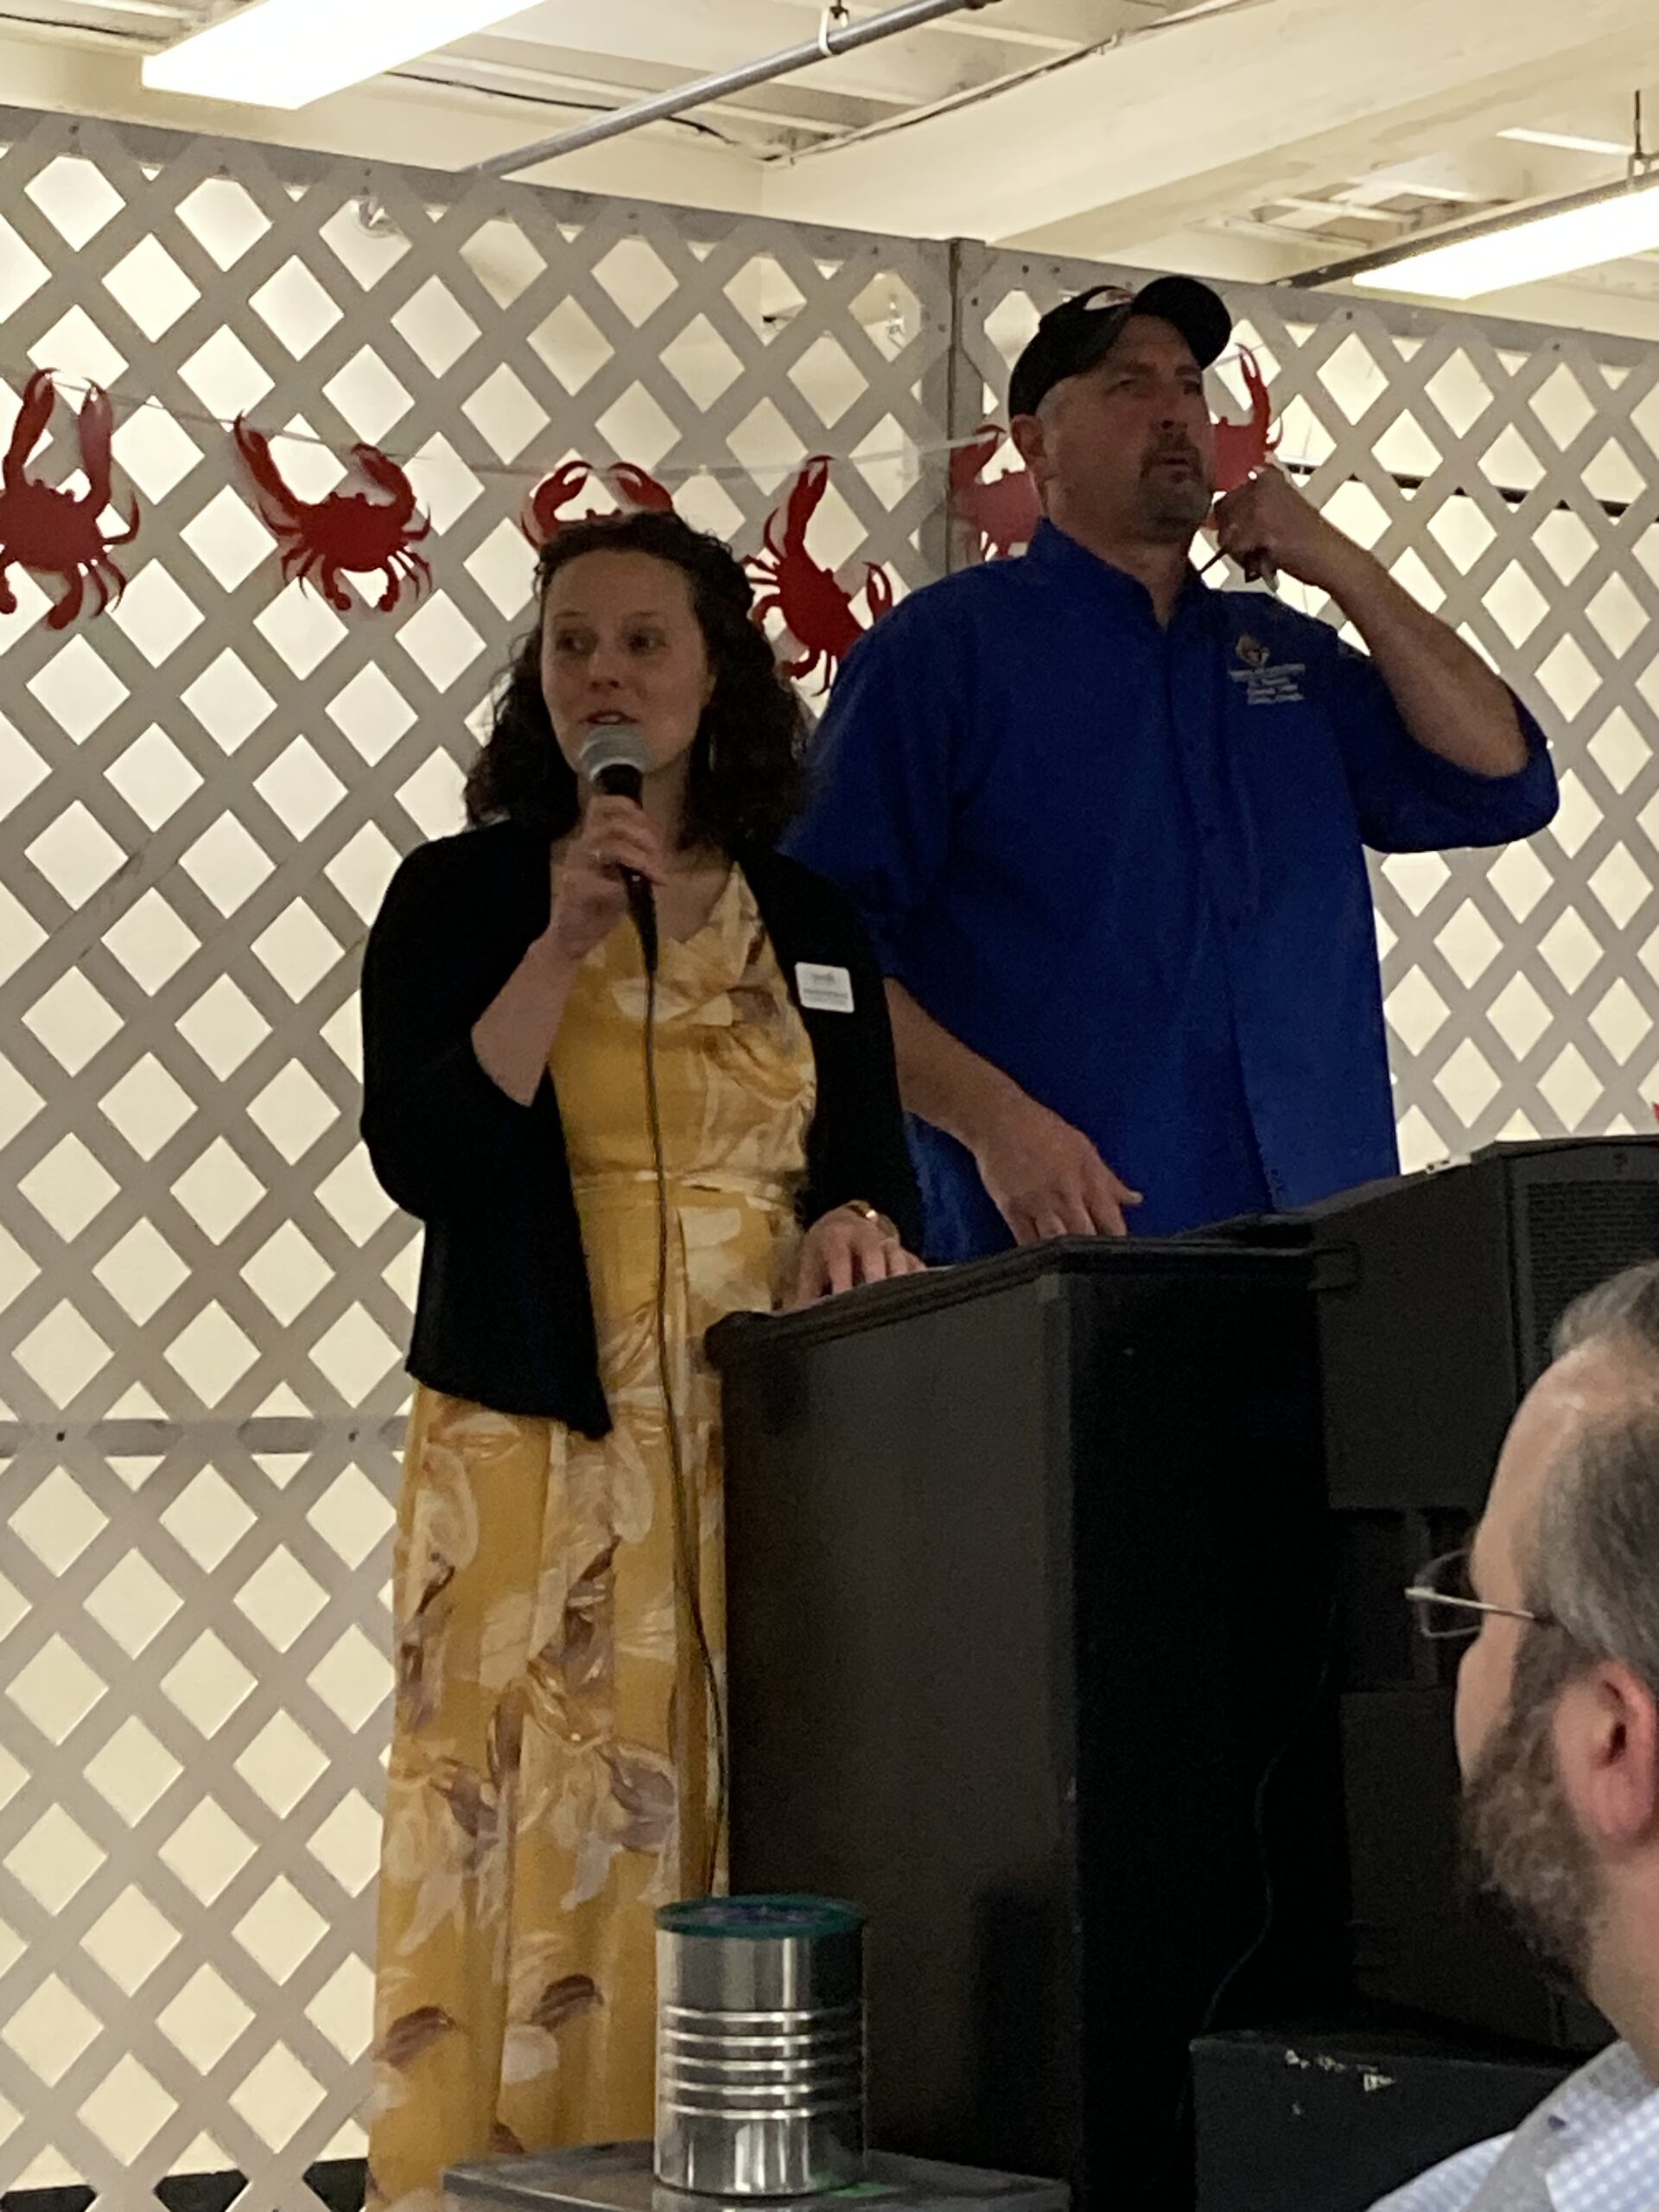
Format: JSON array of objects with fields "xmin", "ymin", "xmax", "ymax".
[{"xmin": 785, "ymin": 275, "xmax": 1558, "ymax": 1261}]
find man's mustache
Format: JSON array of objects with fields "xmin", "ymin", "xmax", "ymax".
[{"xmin": 1142, "ymin": 440, "xmax": 1204, "ymax": 474}]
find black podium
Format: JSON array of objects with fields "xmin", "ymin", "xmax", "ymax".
[{"xmin": 710, "ymin": 1243, "xmax": 1344, "ymax": 2212}]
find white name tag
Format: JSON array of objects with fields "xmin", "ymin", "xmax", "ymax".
[{"xmin": 795, "ymin": 962, "xmax": 855, "ymax": 1014}]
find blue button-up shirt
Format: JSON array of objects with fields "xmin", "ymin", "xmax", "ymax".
[{"xmin": 785, "ymin": 521, "xmax": 1557, "ymax": 1262}]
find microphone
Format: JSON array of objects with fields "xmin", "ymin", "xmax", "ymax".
[{"xmin": 576, "ymin": 723, "xmax": 658, "ymax": 976}]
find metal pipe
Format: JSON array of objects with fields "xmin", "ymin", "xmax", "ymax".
[
  {"xmin": 466, "ymin": 0, "xmax": 1002, "ymax": 178},
  {"xmin": 766, "ymin": 0, "xmax": 1271, "ymax": 168}
]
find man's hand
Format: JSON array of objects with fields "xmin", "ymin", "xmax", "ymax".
[
  {"xmin": 1213, "ymin": 467, "xmax": 1371, "ymax": 597},
  {"xmin": 882, "ymin": 980, "xmax": 1143, "ymax": 1244},
  {"xmin": 971, "ymin": 1090, "xmax": 1142, "ymax": 1243}
]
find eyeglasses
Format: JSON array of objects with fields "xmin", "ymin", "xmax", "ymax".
[{"xmin": 1404, "ymin": 1548, "xmax": 1554, "ymax": 1642}]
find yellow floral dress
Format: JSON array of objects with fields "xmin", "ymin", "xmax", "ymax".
[{"xmin": 366, "ymin": 866, "xmax": 816, "ymax": 2210}]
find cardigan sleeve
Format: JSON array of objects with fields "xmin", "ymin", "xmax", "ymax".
[{"xmin": 359, "ymin": 841, "xmax": 550, "ymax": 1223}]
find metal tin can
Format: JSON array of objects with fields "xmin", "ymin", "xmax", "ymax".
[{"xmin": 654, "ymin": 1895, "xmax": 866, "ymax": 2197}]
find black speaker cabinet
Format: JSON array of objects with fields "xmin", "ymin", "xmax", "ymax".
[
  {"xmin": 1205, "ymin": 1137, "xmax": 1659, "ymax": 1513},
  {"xmin": 1192, "ymin": 2021, "xmax": 1569, "ymax": 2212},
  {"xmin": 1201, "ymin": 1140, "xmax": 1657, "ymax": 2052},
  {"xmin": 710, "ymin": 1243, "xmax": 1344, "ymax": 2212}
]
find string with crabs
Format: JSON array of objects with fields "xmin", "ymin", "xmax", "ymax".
[{"xmin": 0, "ymin": 353, "xmax": 1276, "ymax": 690}]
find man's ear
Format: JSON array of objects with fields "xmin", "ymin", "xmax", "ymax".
[
  {"xmin": 1556, "ymin": 1660, "xmax": 1659, "ymax": 1850},
  {"xmin": 1009, "ymin": 412, "xmax": 1046, "ymax": 473}
]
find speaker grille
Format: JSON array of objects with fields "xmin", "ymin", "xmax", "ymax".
[{"xmin": 1519, "ymin": 1178, "xmax": 1659, "ymax": 1378}]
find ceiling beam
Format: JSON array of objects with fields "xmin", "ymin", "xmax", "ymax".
[
  {"xmin": 769, "ymin": 0, "xmax": 1128, "ymax": 48},
  {"xmin": 449, "ymin": 36, "xmax": 881, "ymax": 136},
  {"xmin": 760, "ymin": 0, "xmax": 1658, "ymax": 253}
]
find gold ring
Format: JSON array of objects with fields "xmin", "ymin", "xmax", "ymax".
[{"xmin": 845, "ymin": 1200, "xmax": 898, "ymax": 1238}]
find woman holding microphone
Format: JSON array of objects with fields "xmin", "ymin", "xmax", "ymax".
[{"xmin": 359, "ymin": 510, "xmax": 922, "ymax": 2207}]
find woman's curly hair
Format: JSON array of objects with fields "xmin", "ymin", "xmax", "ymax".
[{"xmin": 463, "ymin": 509, "xmax": 806, "ymax": 851}]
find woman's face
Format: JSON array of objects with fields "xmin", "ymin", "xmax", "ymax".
[{"xmin": 541, "ymin": 549, "xmax": 714, "ymax": 780}]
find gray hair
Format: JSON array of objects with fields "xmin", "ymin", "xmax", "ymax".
[{"xmin": 1529, "ymin": 1262, "xmax": 1659, "ymax": 1693}]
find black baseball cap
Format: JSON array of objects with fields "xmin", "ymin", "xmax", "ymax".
[{"xmin": 1007, "ymin": 275, "xmax": 1232, "ymax": 419}]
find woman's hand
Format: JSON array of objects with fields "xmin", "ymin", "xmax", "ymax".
[
  {"xmin": 544, "ymin": 795, "xmax": 668, "ymax": 969},
  {"xmin": 790, "ymin": 1203, "xmax": 925, "ymax": 1308}
]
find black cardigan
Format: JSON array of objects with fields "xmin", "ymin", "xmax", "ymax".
[{"xmin": 359, "ymin": 819, "xmax": 922, "ymax": 1434}]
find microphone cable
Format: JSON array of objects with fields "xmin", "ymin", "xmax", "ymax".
[{"xmin": 640, "ymin": 931, "xmax": 730, "ymax": 1899}]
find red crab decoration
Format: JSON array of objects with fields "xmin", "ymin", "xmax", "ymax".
[
  {"xmin": 1211, "ymin": 346, "xmax": 1279, "ymax": 496},
  {"xmin": 519, "ymin": 458, "xmax": 677, "ymax": 549},
  {"xmin": 950, "ymin": 425, "xmax": 1040, "ymax": 563},
  {"xmin": 233, "ymin": 419, "xmax": 431, "ymax": 612},
  {"xmin": 0, "ymin": 370, "xmax": 140, "ymax": 630},
  {"xmin": 746, "ymin": 456, "xmax": 894, "ymax": 692}
]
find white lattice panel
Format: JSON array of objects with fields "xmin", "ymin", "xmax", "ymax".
[
  {"xmin": 0, "ymin": 101, "xmax": 952, "ymax": 2208},
  {"xmin": 0, "ymin": 1421, "xmax": 396, "ymax": 2196},
  {"xmin": 959, "ymin": 244, "xmax": 1659, "ymax": 1168}
]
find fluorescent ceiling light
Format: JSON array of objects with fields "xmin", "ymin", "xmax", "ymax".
[
  {"xmin": 143, "ymin": 0, "xmax": 526, "ymax": 110},
  {"xmin": 1499, "ymin": 126, "xmax": 1631, "ymax": 157},
  {"xmin": 1351, "ymin": 170, "xmax": 1659, "ymax": 299}
]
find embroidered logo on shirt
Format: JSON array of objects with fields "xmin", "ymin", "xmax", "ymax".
[{"xmin": 1230, "ymin": 631, "xmax": 1306, "ymax": 706}]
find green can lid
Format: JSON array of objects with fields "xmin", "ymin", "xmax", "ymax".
[{"xmin": 656, "ymin": 1894, "xmax": 864, "ymax": 1940}]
